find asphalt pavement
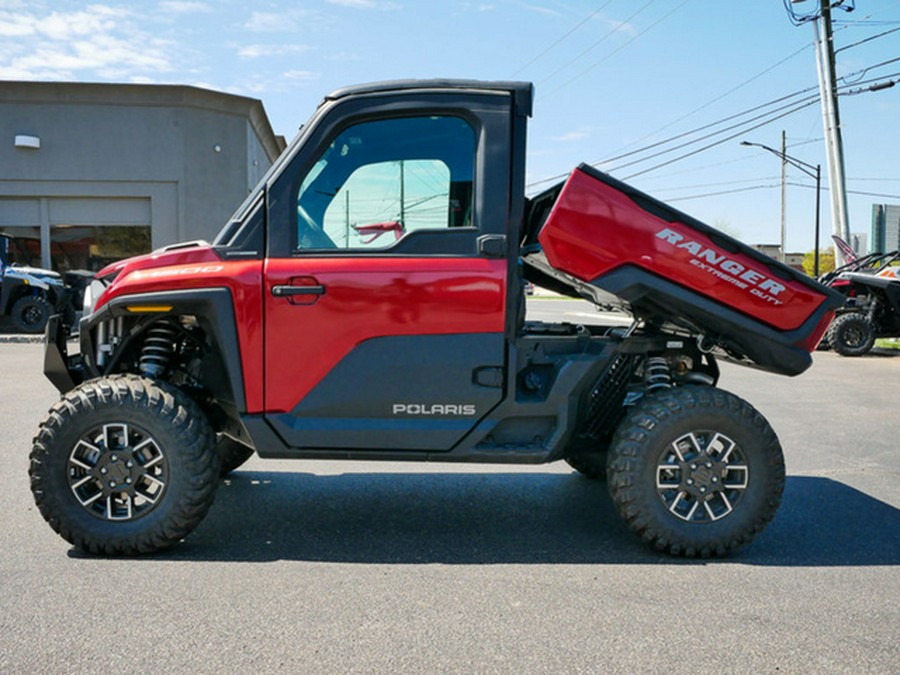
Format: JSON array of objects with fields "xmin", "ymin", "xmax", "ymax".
[{"xmin": 1, "ymin": 303, "xmax": 898, "ymax": 673}]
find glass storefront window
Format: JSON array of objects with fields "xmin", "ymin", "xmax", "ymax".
[{"xmin": 51, "ymin": 225, "xmax": 152, "ymax": 272}]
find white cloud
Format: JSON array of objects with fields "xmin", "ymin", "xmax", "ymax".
[
  {"xmin": 238, "ymin": 44, "xmax": 312, "ymax": 59},
  {"xmin": 282, "ymin": 69, "xmax": 318, "ymax": 82},
  {"xmin": 326, "ymin": 0, "xmax": 401, "ymax": 9},
  {"xmin": 158, "ymin": 1, "xmax": 212, "ymax": 13},
  {"xmin": 523, "ymin": 4, "xmax": 562, "ymax": 17},
  {"xmin": 327, "ymin": 0, "xmax": 376, "ymax": 7},
  {"xmin": 244, "ymin": 12, "xmax": 289, "ymax": 32},
  {"xmin": 243, "ymin": 8, "xmax": 332, "ymax": 33},
  {"xmin": 0, "ymin": 5, "xmax": 174, "ymax": 80},
  {"xmin": 605, "ymin": 19, "xmax": 637, "ymax": 36},
  {"xmin": 550, "ymin": 127, "xmax": 591, "ymax": 142}
]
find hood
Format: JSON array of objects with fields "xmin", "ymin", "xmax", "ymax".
[
  {"xmin": 96, "ymin": 240, "xmax": 217, "ymax": 280},
  {"xmin": 3, "ymin": 265, "xmax": 63, "ymax": 283}
]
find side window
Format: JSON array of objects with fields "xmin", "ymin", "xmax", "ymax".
[{"xmin": 295, "ymin": 116, "xmax": 475, "ymax": 252}]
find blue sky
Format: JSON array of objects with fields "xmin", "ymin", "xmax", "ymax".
[{"xmin": 1, "ymin": 0, "xmax": 898, "ymax": 253}]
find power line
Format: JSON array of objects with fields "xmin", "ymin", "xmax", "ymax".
[
  {"xmin": 538, "ymin": 0, "xmax": 659, "ymax": 86},
  {"xmin": 546, "ymin": 0, "xmax": 691, "ymax": 94},
  {"xmin": 602, "ymin": 90, "xmax": 819, "ymax": 168},
  {"xmin": 619, "ymin": 99, "xmax": 821, "ymax": 180},
  {"xmin": 526, "ymin": 85, "xmax": 820, "ymax": 190},
  {"xmin": 596, "ymin": 43, "xmax": 813, "ymax": 163},
  {"xmin": 613, "ymin": 99, "xmax": 819, "ymax": 174},
  {"xmin": 650, "ymin": 176, "xmax": 782, "ymax": 193},
  {"xmin": 528, "ymin": 62, "xmax": 896, "ymax": 190},
  {"xmin": 665, "ymin": 184, "xmax": 781, "ymax": 202},
  {"xmin": 509, "ymin": 2, "xmax": 615, "ymax": 78},
  {"xmin": 834, "ymin": 24, "xmax": 900, "ymax": 53},
  {"xmin": 838, "ymin": 56, "xmax": 900, "ymax": 84}
]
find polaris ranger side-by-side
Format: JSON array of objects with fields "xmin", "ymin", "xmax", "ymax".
[{"xmin": 31, "ymin": 81, "xmax": 842, "ymax": 557}]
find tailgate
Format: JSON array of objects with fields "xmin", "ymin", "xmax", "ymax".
[{"xmin": 523, "ymin": 164, "xmax": 843, "ymax": 376}]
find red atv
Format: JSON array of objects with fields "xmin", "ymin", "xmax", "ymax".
[{"xmin": 31, "ymin": 81, "xmax": 841, "ymax": 557}]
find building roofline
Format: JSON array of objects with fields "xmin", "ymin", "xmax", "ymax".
[{"xmin": 0, "ymin": 81, "xmax": 286, "ymax": 161}]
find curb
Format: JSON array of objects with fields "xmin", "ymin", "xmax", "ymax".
[{"xmin": 0, "ymin": 334, "xmax": 44, "ymax": 344}]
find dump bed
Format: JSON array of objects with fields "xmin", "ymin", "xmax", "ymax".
[{"xmin": 522, "ymin": 164, "xmax": 843, "ymax": 376}]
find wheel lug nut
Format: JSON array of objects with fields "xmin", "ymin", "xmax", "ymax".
[
  {"xmin": 109, "ymin": 481, "xmax": 116, "ymax": 488},
  {"xmin": 712, "ymin": 477, "xmax": 718, "ymax": 483},
  {"xmin": 699, "ymin": 487, "xmax": 707, "ymax": 493},
  {"xmin": 111, "ymin": 455, "xmax": 117, "ymax": 462},
  {"xmin": 690, "ymin": 463, "xmax": 698, "ymax": 470},
  {"xmin": 125, "ymin": 478, "xmax": 132, "ymax": 484},
  {"xmin": 100, "ymin": 468, "xmax": 108, "ymax": 474},
  {"xmin": 705, "ymin": 462, "xmax": 712, "ymax": 469},
  {"xmin": 126, "ymin": 461, "xmax": 134, "ymax": 468},
  {"xmin": 686, "ymin": 478, "xmax": 694, "ymax": 485}
]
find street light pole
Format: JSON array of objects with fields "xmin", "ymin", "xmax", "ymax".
[
  {"xmin": 740, "ymin": 140, "xmax": 823, "ymax": 275},
  {"xmin": 813, "ymin": 163, "xmax": 821, "ymax": 276},
  {"xmin": 780, "ymin": 130, "xmax": 787, "ymax": 263}
]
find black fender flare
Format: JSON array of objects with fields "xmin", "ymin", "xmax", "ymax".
[{"xmin": 80, "ymin": 288, "xmax": 247, "ymax": 414}]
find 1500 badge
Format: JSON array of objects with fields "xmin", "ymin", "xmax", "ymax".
[{"xmin": 393, "ymin": 404, "xmax": 476, "ymax": 416}]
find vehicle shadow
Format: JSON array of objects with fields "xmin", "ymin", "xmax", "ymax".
[{"xmin": 78, "ymin": 473, "xmax": 900, "ymax": 566}]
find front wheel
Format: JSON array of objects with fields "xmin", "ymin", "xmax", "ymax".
[
  {"xmin": 828, "ymin": 313, "xmax": 875, "ymax": 356},
  {"xmin": 607, "ymin": 386, "xmax": 785, "ymax": 557},
  {"xmin": 29, "ymin": 375, "xmax": 220, "ymax": 555},
  {"xmin": 11, "ymin": 294, "xmax": 51, "ymax": 333}
]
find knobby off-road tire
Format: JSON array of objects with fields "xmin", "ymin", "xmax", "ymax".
[
  {"xmin": 29, "ymin": 375, "xmax": 220, "ymax": 555},
  {"xmin": 11, "ymin": 295, "xmax": 51, "ymax": 333},
  {"xmin": 216, "ymin": 436, "xmax": 254, "ymax": 477},
  {"xmin": 565, "ymin": 451, "xmax": 608, "ymax": 480},
  {"xmin": 607, "ymin": 386, "xmax": 785, "ymax": 557},
  {"xmin": 828, "ymin": 313, "xmax": 876, "ymax": 357}
]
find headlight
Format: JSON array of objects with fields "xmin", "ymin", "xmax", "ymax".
[{"xmin": 83, "ymin": 279, "xmax": 105, "ymax": 316}]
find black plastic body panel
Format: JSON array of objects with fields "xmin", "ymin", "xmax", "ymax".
[{"xmin": 265, "ymin": 334, "xmax": 506, "ymax": 452}]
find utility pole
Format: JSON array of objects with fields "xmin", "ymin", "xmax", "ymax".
[
  {"xmin": 344, "ymin": 190, "xmax": 350, "ymax": 247},
  {"xmin": 399, "ymin": 160, "xmax": 406, "ymax": 226},
  {"xmin": 780, "ymin": 130, "xmax": 787, "ymax": 263},
  {"xmin": 812, "ymin": 0, "xmax": 851, "ymax": 263}
]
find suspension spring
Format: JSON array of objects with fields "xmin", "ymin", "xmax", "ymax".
[
  {"xmin": 643, "ymin": 356, "xmax": 672, "ymax": 394},
  {"xmin": 140, "ymin": 320, "xmax": 179, "ymax": 378}
]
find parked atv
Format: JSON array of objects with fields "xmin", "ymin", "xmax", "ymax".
[
  {"xmin": 0, "ymin": 233, "xmax": 91, "ymax": 333},
  {"xmin": 826, "ymin": 264, "xmax": 900, "ymax": 356}
]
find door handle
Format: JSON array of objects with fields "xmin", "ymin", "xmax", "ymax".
[{"xmin": 272, "ymin": 284, "xmax": 326, "ymax": 297}]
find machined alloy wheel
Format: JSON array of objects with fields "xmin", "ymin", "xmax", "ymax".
[
  {"xmin": 30, "ymin": 375, "xmax": 220, "ymax": 555},
  {"xmin": 607, "ymin": 386, "xmax": 785, "ymax": 557},
  {"xmin": 67, "ymin": 422, "xmax": 169, "ymax": 521},
  {"xmin": 655, "ymin": 430, "xmax": 748, "ymax": 523}
]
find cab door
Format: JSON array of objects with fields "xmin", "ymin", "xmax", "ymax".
[{"xmin": 263, "ymin": 98, "xmax": 518, "ymax": 452}]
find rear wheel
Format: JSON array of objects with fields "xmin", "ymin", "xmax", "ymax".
[
  {"xmin": 828, "ymin": 313, "xmax": 875, "ymax": 356},
  {"xmin": 29, "ymin": 375, "xmax": 220, "ymax": 555},
  {"xmin": 607, "ymin": 386, "xmax": 784, "ymax": 557},
  {"xmin": 11, "ymin": 294, "xmax": 51, "ymax": 333}
]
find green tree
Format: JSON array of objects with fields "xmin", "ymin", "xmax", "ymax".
[{"xmin": 802, "ymin": 248, "xmax": 835, "ymax": 277}]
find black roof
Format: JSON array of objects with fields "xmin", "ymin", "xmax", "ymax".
[{"xmin": 323, "ymin": 79, "xmax": 534, "ymax": 116}]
